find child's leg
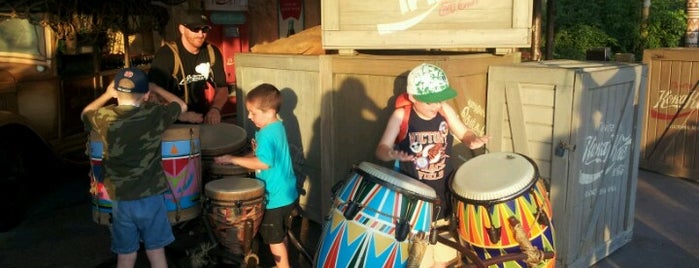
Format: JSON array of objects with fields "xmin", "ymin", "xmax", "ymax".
[
  {"xmin": 270, "ymin": 242, "xmax": 290, "ymax": 268},
  {"xmin": 117, "ymin": 252, "xmax": 137, "ymax": 268},
  {"xmin": 145, "ymin": 248, "xmax": 168, "ymax": 268},
  {"xmin": 260, "ymin": 204, "xmax": 295, "ymax": 268}
]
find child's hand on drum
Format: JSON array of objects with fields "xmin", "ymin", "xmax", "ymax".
[
  {"xmin": 389, "ymin": 150, "xmax": 414, "ymax": 162},
  {"xmin": 214, "ymin": 154, "xmax": 234, "ymax": 165}
]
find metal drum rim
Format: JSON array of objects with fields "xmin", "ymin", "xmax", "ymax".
[{"xmin": 356, "ymin": 161, "xmax": 437, "ymax": 201}]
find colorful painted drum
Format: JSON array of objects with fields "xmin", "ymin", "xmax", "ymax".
[
  {"xmin": 204, "ymin": 177, "xmax": 265, "ymax": 257},
  {"xmin": 450, "ymin": 152, "xmax": 555, "ymax": 268},
  {"xmin": 314, "ymin": 162, "xmax": 437, "ymax": 268},
  {"xmin": 199, "ymin": 123, "xmax": 248, "ymax": 182},
  {"xmin": 89, "ymin": 124, "xmax": 202, "ymax": 225},
  {"xmin": 161, "ymin": 124, "xmax": 202, "ymax": 224}
]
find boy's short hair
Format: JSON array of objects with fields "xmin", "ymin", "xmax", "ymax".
[
  {"xmin": 247, "ymin": 83, "xmax": 282, "ymax": 112},
  {"xmin": 115, "ymin": 68, "xmax": 149, "ymax": 94}
]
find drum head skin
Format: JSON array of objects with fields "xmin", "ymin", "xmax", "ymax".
[
  {"xmin": 357, "ymin": 162, "xmax": 437, "ymax": 201},
  {"xmin": 161, "ymin": 124, "xmax": 200, "ymax": 141},
  {"xmin": 451, "ymin": 152, "xmax": 538, "ymax": 203},
  {"xmin": 205, "ymin": 177, "xmax": 264, "ymax": 201},
  {"xmin": 199, "ymin": 123, "xmax": 247, "ymax": 156}
]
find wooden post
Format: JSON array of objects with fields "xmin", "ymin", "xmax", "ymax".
[
  {"xmin": 545, "ymin": 0, "xmax": 556, "ymax": 60},
  {"xmin": 531, "ymin": 0, "xmax": 542, "ymax": 61},
  {"xmin": 687, "ymin": 0, "xmax": 699, "ymax": 47}
]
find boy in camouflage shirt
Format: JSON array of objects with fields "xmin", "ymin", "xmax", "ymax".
[{"xmin": 81, "ymin": 68, "xmax": 187, "ymax": 268}]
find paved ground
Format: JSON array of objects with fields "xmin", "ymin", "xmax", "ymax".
[{"xmin": 0, "ymin": 165, "xmax": 697, "ymax": 268}]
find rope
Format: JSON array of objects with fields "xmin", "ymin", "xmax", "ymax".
[
  {"xmin": 508, "ymin": 216, "xmax": 546, "ymax": 267},
  {"xmin": 407, "ymin": 232, "xmax": 427, "ymax": 268}
]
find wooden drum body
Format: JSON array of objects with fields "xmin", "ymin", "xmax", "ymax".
[
  {"xmin": 89, "ymin": 124, "xmax": 202, "ymax": 225},
  {"xmin": 314, "ymin": 162, "xmax": 437, "ymax": 268},
  {"xmin": 204, "ymin": 177, "xmax": 265, "ymax": 257},
  {"xmin": 450, "ymin": 152, "xmax": 555, "ymax": 268}
]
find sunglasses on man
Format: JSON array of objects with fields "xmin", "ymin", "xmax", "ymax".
[{"xmin": 185, "ymin": 25, "xmax": 211, "ymax": 33}]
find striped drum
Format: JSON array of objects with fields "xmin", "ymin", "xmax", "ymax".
[
  {"xmin": 314, "ymin": 162, "xmax": 437, "ymax": 268},
  {"xmin": 451, "ymin": 152, "xmax": 555, "ymax": 268},
  {"xmin": 89, "ymin": 124, "xmax": 202, "ymax": 225}
]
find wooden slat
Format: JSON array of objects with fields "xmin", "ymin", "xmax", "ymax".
[
  {"xmin": 641, "ymin": 48, "xmax": 699, "ymax": 181},
  {"xmin": 505, "ymin": 81, "xmax": 530, "ymax": 155},
  {"xmin": 486, "ymin": 61, "xmax": 644, "ymax": 268},
  {"xmin": 323, "ymin": 29, "xmax": 530, "ymax": 49}
]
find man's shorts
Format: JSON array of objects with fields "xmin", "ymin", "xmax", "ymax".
[
  {"xmin": 110, "ymin": 194, "xmax": 174, "ymax": 254},
  {"xmin": 259, "ymin": 203, "xmax": 294, "ymax": 244}
]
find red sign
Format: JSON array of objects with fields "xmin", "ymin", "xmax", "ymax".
[{"xmin": 279, "ymin": 0, "xmax": 302, "ymax": 20}]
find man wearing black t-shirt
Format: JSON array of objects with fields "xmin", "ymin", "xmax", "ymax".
[{"xmin": 148, "ymin": 12, "xmax": 227, "ymax": 124}]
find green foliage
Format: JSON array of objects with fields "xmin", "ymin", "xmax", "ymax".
[
  {"xmin": 550, "ymin": 0, "xmax": 686, "ymax": 60},
  {"xmin": 554, "ymin": 25, "xmax": 618, "ymax": 60},
  {"xmin": 644, "ymin": 1, "xmax": 687, "ymax": 49}
]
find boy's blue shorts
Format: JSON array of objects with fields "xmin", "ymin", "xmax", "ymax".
[{"xmin": 110, "ymin": 194, "xmax": 174, "ymax": 254}]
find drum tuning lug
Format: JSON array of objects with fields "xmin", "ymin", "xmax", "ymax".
[
  {"xmin": 343, "ymin": 201, "xmax": 360, "ymax": 220},
  {"xmin": 486, "ymin": 227, "xmax": 501, "ymax": 244},
  {"xmin": 429, "ymin": 229, "xmax": 438, "ymax": 245},
  {"xmin": 537, "ymin": 209, "xmax": 551, "ymax": 227},
  {"xmin": 395, "ymin": 219, "xmax": 410, "ymax": 242},
  {"xmin": 235, "ymin": 200, "xmax": 243, "ymax": 215}
]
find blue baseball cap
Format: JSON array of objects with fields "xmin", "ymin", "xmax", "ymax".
[{"xmin": 114, "ymin": 68, "xmax": 149, "ymax": 94}]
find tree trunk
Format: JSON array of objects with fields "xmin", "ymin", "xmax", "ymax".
[
  {"xmin": 531, "ymin": 0, "xmax": 543, "ymax": 61},
  {"xmin": 545, "ymin": 0, "xmax": 555, "ymax": 59}
]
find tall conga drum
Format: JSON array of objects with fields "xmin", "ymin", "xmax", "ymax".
[
  {"xmin": 450, "ymin": 152, "xmax": 555, "ymax": 268},
  {"xmin": 204, "ymin": 177, "xmax": 265, "ymax": 264},
  {"xmin": 89, "ymin": 131, "xmax": 110, "ymax": 225},
  {"xmin": 199, "ymin": 123, "xmax": 249, "ymax": 182},
  {"xmin": 314, "ymin": 162, "xmax": 437, "ymax": 268},
  {"xmin": 161, "ymin": 124, "xmax": 202, "ymax": 224},
  {"xmin": 89, "ymin": 124, "xmax": 202, "ymax": 225}
]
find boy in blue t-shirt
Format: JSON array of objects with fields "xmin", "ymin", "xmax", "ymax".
[{"xmin": 214, "ymin": 83, "xmax": 298, "ymax": 268}]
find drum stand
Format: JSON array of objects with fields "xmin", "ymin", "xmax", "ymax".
[
  {"xmin": 437, "ymin": 217, "xmax": 555, "ymax": 268},
  {"xmin": 286, "ymin": 205, "xmax": 314, "ymax": 266}
]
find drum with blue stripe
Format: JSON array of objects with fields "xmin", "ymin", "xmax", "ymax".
[
  {"xmin": 89, "ymin": 124, "xmax": 201, "ymax": 225},
  {"xmin": 314, "ymin": 162, "xmax": 437, "ymax": 268}
]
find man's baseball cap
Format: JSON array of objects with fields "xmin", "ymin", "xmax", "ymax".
[
  {"xmin": 406, "ymin": 63, "xmax": 457, "ymax": 103},
  {"xmin": 181, "ymin": 11, "xmax": 210, "ymax": 31},
  {"xmin": 114, "ymin": 68, "xmax": 149, "ymax": 94}
]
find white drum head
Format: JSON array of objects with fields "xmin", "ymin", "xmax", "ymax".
[
  {"xmin": 451, "ymin": 152, "xmax": 537, "ymax": 202},
  {"xmin": 357, "ymin": 162, "xmax": 437, "ymax": 200},
  {"xmin": 200, "ymin": 123, "xmax": 247, "ymax": 156}
]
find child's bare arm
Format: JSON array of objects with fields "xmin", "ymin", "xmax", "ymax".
[
  {"xmin": 441, "ymin": 103, "xmax": 489, "ymax": 149},
  {"xmin": 148, "ymin": 83, "xmax": 187, "ymax": 113},
  {"xmin": 376, "ymin": 109, "xmax": 414, "ymax": 162},
  {"xmin": 81, "ymin": 81, "xmax": 117, "ymax": 117},
  {"xmin": 214, "ymin": 154, "xmax": 269, "ymax": 170}
]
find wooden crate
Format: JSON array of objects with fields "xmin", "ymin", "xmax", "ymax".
[
  {"xmin": 486, "ymin": 60, "xmax": 646, "ymax": 268},
  {"xmin": 235, "ymin": 52, "xmax": 520, "ymax": 223},
  {"xmin": 321, "ymin": 0, "xmax": 532, "ymax": 51},
  {"xmin": 641, "ymin": 48, "xmax": 699, "ymax": 182}
]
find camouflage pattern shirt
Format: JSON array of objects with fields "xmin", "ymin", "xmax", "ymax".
[{"xmin": 82, "ymin": 102, "xmax": 181, "ymax": 201}]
